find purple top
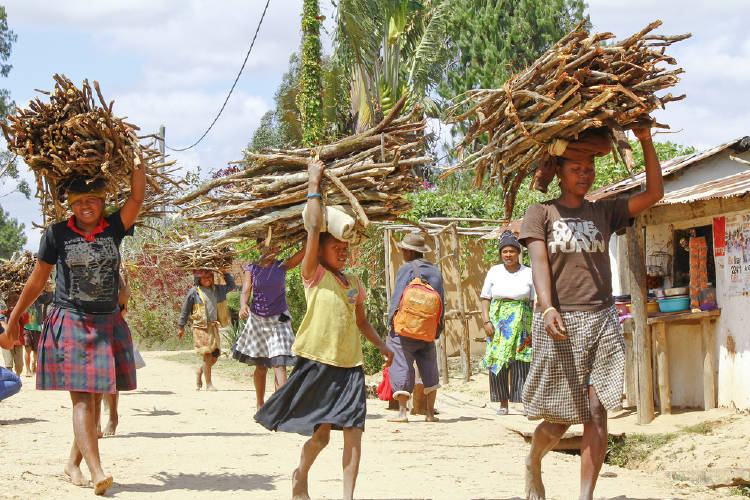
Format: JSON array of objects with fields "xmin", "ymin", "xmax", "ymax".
[{"xmin": 244, "ymin": 259, "xmax": 288, "ymax": 317}]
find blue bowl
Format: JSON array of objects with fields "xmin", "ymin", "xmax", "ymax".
[{"xmin": 657, "ymin": 296, "xmax": 690, "ymax": 313}]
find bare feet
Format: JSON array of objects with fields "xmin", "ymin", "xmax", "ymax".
[
  {"xmin": 94, "ymin": 475, "xmax": 114, "ymax": 495},
  {"xmin": 525, "ymin": 456, "xmax": 545, "ymax": 500},
  {"xmin": 195, "ymin": 368, "xmax": 203, "ymax": 391},
  {"xmin": 64, "ymin": 464, "xmax": 88, "ymax": 487},
  {"xmin": 425, "ymin": 415, "xmax": 439, "ymax": 422},
  {"xmin": 205, "ymin": 383, "xmax": 218, "ymax": 392},
  {"xmin": 96, "ymin": 423, "xmax": 103, "ymax": 439},
  {"xmin": 102, "ymin": 418, "xmax": 118, "ymax": 436},
  {"xmin": 292, "ymin": 468, "xmax": 310, "ymax": 500}
]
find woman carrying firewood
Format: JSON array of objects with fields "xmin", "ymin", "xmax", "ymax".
[
  {"xmin": 232, "ymin": 240, "xmax": 305, "ymax": 409},
  {"xmin": 519, "ymin": 125, "xmax": 663, "ymax": 500},
  {"xmin": 0, "ymin": 166, "xmax": 144, "ymax": 496}
]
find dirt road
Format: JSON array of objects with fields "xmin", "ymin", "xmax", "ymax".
[{"xmin": 0, "ymin": 351, "xmax": 734, "ymax": 499}]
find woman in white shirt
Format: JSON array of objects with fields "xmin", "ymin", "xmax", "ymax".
[{"xmin": 480, "ymin": 230, "xmax": 534, "ymax": 415}]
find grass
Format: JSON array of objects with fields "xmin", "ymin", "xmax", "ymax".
[{"xmin": 731, "ymin": 485, "xmax": 750, "ymax": 497}]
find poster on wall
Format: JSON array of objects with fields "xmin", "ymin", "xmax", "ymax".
[
  {"xmin": 741, "ymin": 215, "xmax": 750, "ymax": 288},
  {"xmin": 724, "ymin": 215, "xmax": 744, "ymax": 295},
  {"xmin": 713, "ymin": 217, "xmax": 725, "ymax": 256}
]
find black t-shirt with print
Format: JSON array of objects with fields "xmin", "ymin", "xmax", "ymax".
[{"xmin": 38, "ymin": 211, "xmax": 133, "ymax": 313}]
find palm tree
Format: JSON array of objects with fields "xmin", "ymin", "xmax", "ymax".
[{"xmin": 334, "ymin": 0, "xmax": 451, "ymax": 132}]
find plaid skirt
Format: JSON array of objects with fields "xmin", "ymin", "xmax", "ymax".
[
  {"xmin": 232, "ymin": 311, "xmax": 295, "ymax": 367},
  {"xmin": 36, "ymin": 306, "xmax": 137, "ymax": 394},
  {"xmin": 522, "ymin": 305, "xmax": 624, "ymax": 425}
]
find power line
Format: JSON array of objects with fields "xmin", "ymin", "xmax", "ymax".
[{"xmin": 166, "ymin": 0, "xmax": 272, "ymax": 152}]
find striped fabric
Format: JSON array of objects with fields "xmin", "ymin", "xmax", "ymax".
[
  {"xmin": 489, "ymin": 360, "xmax": 530, "ymax": 403},
  {"xmin": 36, "ymin": 306, "xmax": 136, "ymax": 393}
]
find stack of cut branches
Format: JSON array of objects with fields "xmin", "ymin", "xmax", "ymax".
[
  {"xmin": 169, "ymin": 95, "xmax": 428, "ymax": 257},
  {"xmin": 445, "ymin": 20, "xmax": 690, "ymax": 217},
  {"xmin": 0, "ymin": 251, "xmax": 35, "ymax": 297},
  {"xmin": 167, "ymin": 244, "xmax": 235, "ymax": 273},
  {"xmin": 1, "ymin": 74, "xmax": 182, "ymax": 224}
]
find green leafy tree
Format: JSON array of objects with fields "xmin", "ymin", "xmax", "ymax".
[
  {"xmin": 0, "ymin": 7, "xmax": 28, "ymax": 199},
  {"xmin": 438, "ymin": 0, "xmax": 587, "ymax": 98},
  {"xmin": 0, "ymin": 204, "xmax": 26, "ymax": 259},
  {"xmin": 298, "ymin": 0, "xmax": 324, "ymax": 146}
]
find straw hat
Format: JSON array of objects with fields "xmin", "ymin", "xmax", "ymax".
[{"xmin": 396, "ymin": 232, "xmax": 431, "ymax": 253}]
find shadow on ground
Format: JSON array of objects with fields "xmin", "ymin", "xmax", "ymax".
[
  {"xmin": 109, "ymin": 431, "xmax": 263, "ymax": 439},
  {"xmin": 131, "ymin": 408, "xmax": 180, "ymax": 417},
  {"xmin": 112, "ymin": 471, "xmax": 279, "ymax": 494},
  {"xmin": 121, "ymin": 390, "xmax": 175, "ymax": 396},
  {"xmin": 0, "ymin": 417, "xmax": 47, "ymax": 425}
]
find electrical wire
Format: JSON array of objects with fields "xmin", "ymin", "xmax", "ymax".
[{"xmin": 166, "ymin": 0, "xmax": 272, "ymax": 152}]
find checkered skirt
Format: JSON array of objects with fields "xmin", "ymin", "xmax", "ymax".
[
  {"xmin": 522, "ymin": 305, "xmax": 625, "ymax": 425},
  {"xmin": 232, "ymin": 311, "xmax": 295, "ymax": 367},
  {"xmin": 36, "ymin": 306, "xmax": 136, "ymax": 393}
]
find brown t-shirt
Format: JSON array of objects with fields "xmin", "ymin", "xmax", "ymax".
[{"xmin": 519, "ymin": 198, "xmax": 631, "ymax": 312}]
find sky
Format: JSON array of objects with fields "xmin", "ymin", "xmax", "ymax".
[{"xmin": 0, "ymin": 0, "xmax": 748, "ymax": 251}]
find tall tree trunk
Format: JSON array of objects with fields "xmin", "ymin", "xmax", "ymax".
[{"xmin": 298, "ymin": 0, "xmax": 324, "ymax": 147}]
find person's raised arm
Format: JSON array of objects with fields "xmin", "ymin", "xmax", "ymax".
[
  {"xmin": 239, "ymin": 270, "xmax": 252, "ymax": 320},
  {"xmin": 1, "ymin": 261, "xmax": 54, "ymax": 349},
  {"xmin": 526, "ymin": 239, "xmax": 567, "ymax": 340},
  {"xmin": 627, "ymin": 125, "xmax": 664, "ymax": 217},
  {"xmin": 355, "ymin": 302, "xmax": 394, "ymax": 367},
  {"xmin": 120, "ymin": 151, "xmax": 146, "ymax": 231},
  {"xmin": 301, "ymin": 159, "xmax": 326, "ymax": 281},
  {"xmin": 221, "ymin": 269, "xmax": 236, "ymax": 291},
  {"xmin": 283, "ymin": 243, "xmax": 307, "ymax": 270}
]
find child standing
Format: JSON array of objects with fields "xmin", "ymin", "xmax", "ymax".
[
  {"xmin": 23, "ymin": 291, "xmax": 52, "ymax": 376},
  {"xmin": 233, "ymin": 242, "xmax": 305, "ymax": 408},
  {"xmin": 1, "ymin": 292, "xmax": 29, "ymax": 376},
  {"xmin": 178, "ymin": 269, "xmax": 236, "ymax": 391},
  {"xmin": 255, "ymin": 158, "xmax": 393, "ymax": 500}
]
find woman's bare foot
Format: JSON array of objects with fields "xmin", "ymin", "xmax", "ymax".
[
  {"xmin": 292, "ymin": 468, "xmax": 310, "ymax": 500},
  {"xmin": 93, "ymin": 475, "xmax": 113, "ymax": 495},
  {"xmin": 102, "ymin": 418, "xmax": 118, "ymax": 436},
  {"xmin": 195, "ymin": 368, "xmax": 203, "ymax": 391},
  {"xmin": 205, "ymin": 383, "xmax": 218, "ymax": 392},
  {"xmin": 525, "ymin": 456, "xmax": 545, "ymax": 500},
  {"xmin": 425, "ymin": 415, "xmax": 439, "ymax": 422},
  {"xmin": 64, "ymin": 464, "xmax": 88, "ymax": 487}
]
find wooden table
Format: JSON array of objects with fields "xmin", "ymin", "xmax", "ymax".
[{"xmin": 647, "ymin": 309, "xmax": 720, "ymax": 414}]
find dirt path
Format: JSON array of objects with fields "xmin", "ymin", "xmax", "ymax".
[{"xmin": 0, "ymin": 351, "xmax": 735, "ymax": 499}]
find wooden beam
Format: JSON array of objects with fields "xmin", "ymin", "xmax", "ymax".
[
  {"xmin": 450, "ymin": 224, "xmax": 471, "ymax": 381},
  {"xmin": 433, "ymin": 233, "xmax": 449, "ymax": 385},
  {"xmin": 642, "ymin": 194, "xmax": 750, "ymax": 226},
  {"xmin": 701, "ymin": 319, "xmax": 717, "ymax": 410},
  {"xmin": 627, "ymin": 223, "xmax": 654, "ymax": 424},
  {"xmin": 383, "ymin": 228, "xmax": 392, "ymax": 311},
  {"xmin": 653, "ymin": 322, "xmax": 671, "ymax": 415}
]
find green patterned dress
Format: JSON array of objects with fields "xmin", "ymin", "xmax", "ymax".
[{"xmin": 482, "ymin": 299, "xmax": 532, "ymax": 374}]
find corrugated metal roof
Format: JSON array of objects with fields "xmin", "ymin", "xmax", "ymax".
[
  {"xmin": 586, "ymin": 137, "xmax": 746, "ymax": 202},
  {"xmin": 654, "ymin": 169, "xmax": 750, "ymax": 206}
]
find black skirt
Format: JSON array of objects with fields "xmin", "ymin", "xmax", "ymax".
[{"xmin": 254, "ymin": 357, "xmax": 366, "ymax": 436}]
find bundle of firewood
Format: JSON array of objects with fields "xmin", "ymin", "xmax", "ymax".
[
  {"xmin": 169, "ymin": 96, "xmax": 428, "ymax": 257},
  {"xmin": 0, "ymin": 251, "xmax": 35, "ymax": 297},
  {"xmin": 445, "ymin": 20, "xmax": 690, "ymax": 217},
  {"xmin": 167, "ymin": 244, "xmax": 235, "ymax": 273},
  {"xmin": 1, "ymin": 74, "xmax": 182, "ymax": 224}
]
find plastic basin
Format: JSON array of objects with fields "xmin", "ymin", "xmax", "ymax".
[{"xmin": 657, "ymin": 296, "xmax": 690, "ymax": 313}]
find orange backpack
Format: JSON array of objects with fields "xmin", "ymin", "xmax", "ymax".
[{"xmin": 393, "ymin": 261, "xmax": 443, "ymax": 342}]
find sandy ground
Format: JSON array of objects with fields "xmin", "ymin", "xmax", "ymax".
[{"xmin": 0, "ymin": 350, "xmax": 743, "ymax": 500}]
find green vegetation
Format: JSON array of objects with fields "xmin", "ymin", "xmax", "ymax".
[
  {"xmin": 0, "ymin": 205, "xmax": 26, "ymax": 258},
  {"xmin": 298, "ymin": 0, "xmax": 324, "ymax": 146},
  {"xmin": 605, "ymin": 432, "xmax": 677, "ymax": 468}
]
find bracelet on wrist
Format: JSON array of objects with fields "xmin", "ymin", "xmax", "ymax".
[
  {"xmin": 542, "ymin": 306, "xmax": 557, "ymax": 319},
  {"xmin": 306, "ymin": 193, "xmax": 321, "ymax": 199}
]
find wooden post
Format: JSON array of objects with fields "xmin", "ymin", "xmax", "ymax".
[
  {"xmin": 433, "ymin": 233, "xmax": 449, "ymax": 384},
  {"xmin": 383, "ymin": 229, "xmax": 392, "ymax": 309},
  {"xmin": 451, "ymin": 224, "xmax": 471, "ymax": 381},
  {"xmin": 701, "ymin": 319, "xmax": 717, "ymax": 410},
  {"xmin": 653, "ymin": 322, "xmax": 671, "ymax": 414},
  {"xmin": 627, "ymin": 222, "xmax": 654, "ymax": 424}
]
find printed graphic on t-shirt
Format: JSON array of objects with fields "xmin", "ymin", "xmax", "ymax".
[
  {"xmin": 548, "ymin": 218, "xmax": 606, "ymax": 254},
  {"xmin": 63, "ymin": 236, "xmax": 119, "ymax": 302}
]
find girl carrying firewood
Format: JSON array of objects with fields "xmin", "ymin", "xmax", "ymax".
[
  {"xmin": 519, "ymin": 124, "xmax": 663, "ymax": 500},
  {"xmin": 254, "ymin": 158, "xmax": 393, "ymax": 500}
]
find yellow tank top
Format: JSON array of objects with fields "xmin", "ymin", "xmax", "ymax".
[{"xmin": 292, "ymin": 269, "xmax": 363, "ymax": 368}]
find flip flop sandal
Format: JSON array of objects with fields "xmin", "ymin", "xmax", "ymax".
[{"xmin": 496, "ymin": 408, "xmax": 509, "ymax": 415}]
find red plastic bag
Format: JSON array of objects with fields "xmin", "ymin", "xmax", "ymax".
[{"xmin": 377, "ymin": 366, "xmax": 393, "ymax": 401}]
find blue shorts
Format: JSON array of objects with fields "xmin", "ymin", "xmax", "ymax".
[{"xmin": 386, "ymin": 334, "xmax": 440, "ymax": 396}]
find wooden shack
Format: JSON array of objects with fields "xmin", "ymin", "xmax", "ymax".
[{"xmin": 588, "ymin": 136, "xmax": 750, "ymax": 423}]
